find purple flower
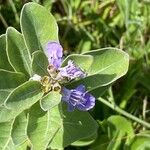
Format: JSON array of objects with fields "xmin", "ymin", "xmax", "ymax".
[
  {"xmin": 59, "ymin": 60, "xmax": 86, "ymax": 80},
  {"xmin": 46, "ymin": 41, "xmax": 63, "ymax": 69},
  {"xmin": 45, "ymin": 42, "xmax": 86, "ymax": 80},
  {"xmin": 62, "ymin": 85, "xmax": 95, "ymax": 111}
]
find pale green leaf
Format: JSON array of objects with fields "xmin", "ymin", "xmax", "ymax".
[
  {"xmin": 11, "ymin": 112, "xmax": 28, "ymax": 145},
  {"xmin": 107, "ymin": 115, "xmax": 134, "ymax": 150},
  {"xmin": 0, "ymin": 90, "xmax": 11, "ymax": 106},
  {"xmin": 20, "ymin": 2, "xmax": 58, "ymax": 54},
  {"xmin": 4, "ymin": 138, "xmax": 28, "ymax": 150},
  {"xmin": 15, "ymin": 141, "xmax": 28, "ymax": 150},
  {"xmin": 4, "ymin": 138, "xmax": 15, "ymax": 150},
  {"xmin": 6, "ymin": 27, "xmax": 32, "ymax": 76},
  {"xmin": 32, "ymin": 50, "xmax": 49, "ymax": 76},
  {"xmin": 0, "ymin": 106, "xmax": 20, "ymax": 123},
  {"xmin": 107, "ymin": 115, "xmax": 134, "ymax": 137},
  {"xmin": 40, "ymin": 91, "xmax": 62, "ymax": 111},
  {"xmin": 27, "ymin": 103, "xmax": 97, "ymax": 150},
  {"xmin": 65, "ymin": 48, "xmax": 129, "ymax": 91},
  {"xmin": 5, "ymin": 81, "xmax": 44, "ymax": 110},
  {"xmin": 0, "ymin": 120, "xmax": 14, "ymax": 150},
  {"xmin": 27, "ymin": 103, "xmax": 53, "ymax": 150},
  {"xmin": 48, "ymin": 104, "xmax": 98, "ymax": 149},
  {"xmin": 129, "ymin": 132, "xmax": 150, "ymax": 150},
  {"xmin": 0, "ymin": 70, "xmax": 27, "ymax": 89},
  {"xmin": 71, "ymin": 132, "xmax": 97, "ymax": 146},
  {"xmin": 0, "ymin": 69, "xmax": 27, "ymax": 105},
  {"xmin": 0, "ymin": 34, "xmax": 13, "ymax": 71},
  {"xmin": 0, "ymin": 81, "xmax": 43, "ymax": 123}
]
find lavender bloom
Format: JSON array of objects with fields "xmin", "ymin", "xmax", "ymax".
[
  {"xmin": 59, "ymin": 60, "xmax": 86, "ymax": 80},
  {"xmin": 46, "ymin": 42, "xmax": 63, "ymax": 69},
  {"xmin": 62, "ymin": 85, "xmax": 95, "ymax": 111}
]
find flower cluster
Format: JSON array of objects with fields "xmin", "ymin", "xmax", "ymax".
[
  {"xmin": 43, "ymin": 41, "xmax": 95, "ymax": 111},
  {"xmin": 62, "ymin": 85, "xmax": 95, "ymax": 111}
]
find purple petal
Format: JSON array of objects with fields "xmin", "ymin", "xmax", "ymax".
[
  {"xmin": 75, "ymin": 84, "xmax": 86, "ymax": 93},
  {"xmin": 68, "ymin": 104, "xmax": 75, "ymax": 112},
  {"xmin": 77, "ymin": 93, "xmax": 95, "ymax": 111},
  {"xmin": 59, "ymin": 60, "xmax": 86, "ymax": 80},
  {"xmin": 47, "ymin": 42, "xmax": 63, "ymax": 58},
  {"xmin": 61, "ymin": 85, "xmax": 95, "ymax": 112},
  {"xmin": 61, "ymin": 87, "xmax": 71, "ymax": 103},
  {"xmin": 51, "ymin": 58, "xmax": 62, "ymax": 69},
  {"xmin": 46, "ymin": 41, "xmax": 63, "ymax": 69}
]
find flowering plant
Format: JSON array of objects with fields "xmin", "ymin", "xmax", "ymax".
[
  {"xmin": 39, "ymin": 41, "xmax": 95, "ymax": 112},
  {"xmin": 0, "ymin": 2, "xmax": 129, "ymax": 149}
]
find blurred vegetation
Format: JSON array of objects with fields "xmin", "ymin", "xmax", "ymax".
[{"xmin": 1, "ymin": 0, "xmax": 150, "ymax": 149}]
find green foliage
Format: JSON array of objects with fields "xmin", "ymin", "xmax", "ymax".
[
  {"xmin": 0, "ymin": 120, "xmax": 14, "ymax": 149},
  {"xmin": 40, "ymin": 91, "xmax": 62, "ymax": 111},
  {"xmin": 11, "ymin": 112, "xmax": 28, "ymax": 145},
  {"xmin": 0, "ymin": 35, "xmax": 13, "ymax": 71},
  {"xmin": 1, "ymin": 0, "xmax": 150, "ymax": 149},
  {"xmin": 129, "ymin": 132, "xmax": 150, "ymax": 150},
  {"xmin": 90, "ymin": 115, "xmax": 134, "ymax": 150},
  {"xmin": 32, "ymin": 50, "xmax": 49, "ymax": 76},
  {"xmin": 0, "ymin": 70, "xmax": 27, "ymax": 105},
  {"xmin": 5, "ymin": 81, "xmax": 44, "ymax": 110},
  {"xmin": 6, "ymin": 27, "xmax": 32, "ymax": 77},
  {"xmin": 107, "ymin": 115, "xmax": 134, "ymax": 149},
  {"xmin": 0, "ymin": 3, "xmax": 125, "ymax": 150},
  {"xmin": 48, "ymin": 104, "xmax": 98, "ymax": 149},
  {"xmin": 20, "ymin": 2, "xmax": 59, "ymax": 54},
  {"xmin": 65, "ymin": 48, "xmax": 129, "ymax": 93}
]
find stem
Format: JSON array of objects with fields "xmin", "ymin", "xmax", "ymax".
[
  {"xmin": 98, "ymin": 97, "xmax": 150, "ymax": 129},
  {"xmin": 8, "ymin": 0, "xmax": 19, "ymax": 24},
  {"xmin": 0, "ymin": 13, "xmax": 8, "ymax": 28}
]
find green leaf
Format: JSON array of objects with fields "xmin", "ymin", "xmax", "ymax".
[
  {"xmin": 65, "ymin": 48, "xmax": 129, "ymax": 91},
  {"xmin": 0, "ymin": 81, "xmax": 43, "ymax": 123},
  {"xmin": 71, "ymin": 132, "xmax": 97, "ymax": 146},
  {"xmin": 32, "ymin": 50, "xmax": 49, "ymax": 76},
  {"xmin": 40, "ymin": 91, "xmax": 61, "ymax": 111},
  {"xmin": 4, "ymin": 138, "xmax": 15, "ymax": 150},
  {"xmin": 5, "ymin": 81, "xmax": 44, "ymax": 111},
  {"xmin": 15, "ymin": 141, "xmax": 28, "ymax": 150},
  {"xmin": 0, "ymin": 120, "xmax": 14, "ymax": 150},
  {"xmin": 107, "ymin": 115, "xmax": 134, "ymax": 149},
  {"xmin": 20, "ymin": 2, "xmax": 58, "ymax": 54},
  {"xmin": 27, "ymin": 103, "xmax": 97, "ymax": 149},
  {"xmin": 107, "ymin": 115, "xmax": 134, "ymax": 136},
  {"xmin": 89, "ymin": 120, "xmax": 110, "ymax": 150},
  {"xmin": 0, "ymin": 34, "xmax": 13, "ymax": 71},
  {"xmin": 0, "ymin": 90, "xmax": 11, "ymax": 106},
  {"xmin": 27, "ymin": 103, "xmax": 53, "ymax": 150},
  {"xmin": 11, "ymin": 112, "xmax": 28, "ymax": 145},
  {"xmin": 107, "ymin": 131, "xmax": 123, "ymax": 150},
  {"xmin": 0, "ymin": 70, "xmax": 27, "ymax": 89},
  {"xmin": 0, "ymin": 69, "xmax": 27, "ymax": 105},
  {"xmin": 48, "ymin": 104, "xmax": 98, "ymax": 149},
  {"xmin": 129, "ymin": 132, "xmax": 150, "ymax": 150},
  {"xmin": 6, "ymin": 27, "xmax": 32, "ymax": 77},
  {"xmin": 4, "ymin": 138, "xmax": 28, "ymax": 150},
  {"xmin": 0, "ymin": 106, "xmax": 19, "ymax": 123}
]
